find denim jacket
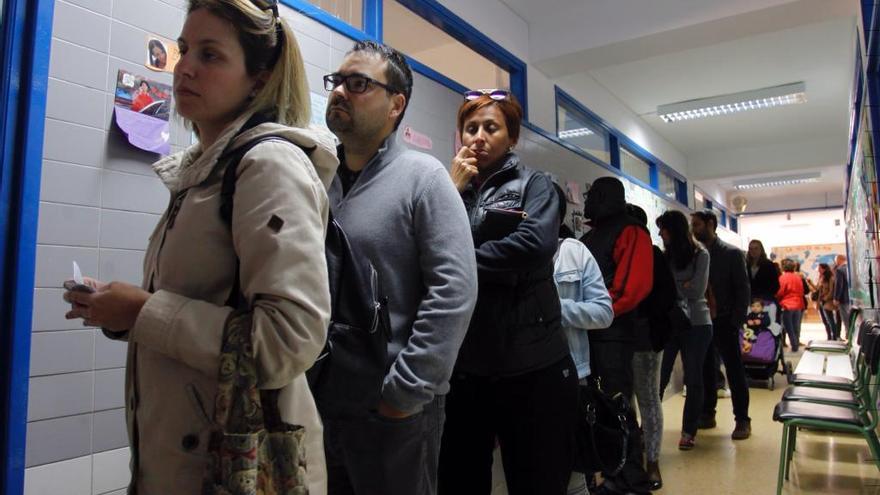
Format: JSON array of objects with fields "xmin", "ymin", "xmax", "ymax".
[{"xmin": 553, "ymin": 238, "xmax": 615, "ymax": 378}]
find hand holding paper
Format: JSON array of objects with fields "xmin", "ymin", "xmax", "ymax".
[{"xmin": 63, "ymin": 262, "xmax": 148, "ymax": 332}]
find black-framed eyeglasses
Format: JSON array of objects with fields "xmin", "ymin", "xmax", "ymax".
[
  {"xmin": 464, "ymin": 88, "xmax": 510, "ymax": 101},
  {"xmin": 324, "ymin": 72, "xmax": 399, "ymax": 95}
]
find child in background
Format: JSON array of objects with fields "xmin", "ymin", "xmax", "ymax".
[{"xmin": 742, "ymin": 299, "xmax": 770, "ymax": 354}]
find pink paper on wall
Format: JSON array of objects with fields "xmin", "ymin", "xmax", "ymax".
[{"xmin": 403, "ymin": 125, "xmax": 433, "ymax": 150}]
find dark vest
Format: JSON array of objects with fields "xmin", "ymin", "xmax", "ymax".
[{"xmin": 581, "ymin": 212, "xmax": 647, "ymax": 342}]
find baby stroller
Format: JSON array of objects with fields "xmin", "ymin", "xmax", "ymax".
[{"xmin": 739, "ymin": 302, "xmax": 793, "ymax": 390}]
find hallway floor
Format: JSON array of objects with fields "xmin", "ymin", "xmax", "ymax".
[{"xmin": 489, "ymin": 322, "xmax": 880, "ymax": 494}]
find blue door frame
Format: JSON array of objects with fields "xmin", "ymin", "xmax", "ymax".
[{"xmin": 0, "ymin": 0, "xmax": 54, "ymax": 493}]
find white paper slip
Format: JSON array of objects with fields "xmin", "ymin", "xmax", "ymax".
[{"xmin": 73, "ymin": 261, "xmax": 84, "ymax": 285}]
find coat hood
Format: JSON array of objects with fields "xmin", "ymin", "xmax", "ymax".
[{"xmin": 153, "ymin": 110, "xmax": 339, "ymax": 193}]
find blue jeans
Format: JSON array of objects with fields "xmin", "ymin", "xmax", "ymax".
[
  {"xmin": 678, "ymin": 324, "xmax": 713, "ymax": 435},
  {"xmin": 782, "ymin": 309, "xmax": 804, "ymax": 352}
]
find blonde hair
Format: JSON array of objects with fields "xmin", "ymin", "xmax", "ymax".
[{"xmin": 186, "ymin": 0, "xmax": 310, "ymax": 127}]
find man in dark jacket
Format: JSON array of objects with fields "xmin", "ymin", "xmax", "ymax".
[
  {"xmin": 691, "ymin": 210, "xmax": 752, "ymax": 440},
  {"xmin": 580, "ymin": 177, "xmax": 654, "ymax": 494}
]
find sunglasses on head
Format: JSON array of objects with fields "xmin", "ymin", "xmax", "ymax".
[
  {"xmin": 464, "ymin": 89, "xmax": 510, "ymax": 101},
  {"xmin": 251, "ymin": 0, "xmax": 279, "ymax": 17}
]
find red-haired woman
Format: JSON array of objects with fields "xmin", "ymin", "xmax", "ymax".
[{"xmin": 438, "ymin": 90, "xmax": 579, "ymax": 495}]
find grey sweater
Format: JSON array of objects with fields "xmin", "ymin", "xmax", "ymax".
[
  {"xmin": 328, "ymin": 133, "xmax": 478, "ymax": 413},
  {"xmin": 669, "ymin": 246, "xmax": 712, "ymax": 327}
]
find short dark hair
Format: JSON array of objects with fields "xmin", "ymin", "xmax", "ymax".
[
  {"xmin": 348, "ymin": 40, "xmax": 413, "ymax": 131},
  {"xmin": 751, "ymin": 298, "xmax": 764, "ymax": 305},
  {"xmin": 691, "ymin": 209, "xmax": 718, "ymax": 231},
  {"xmin": 457, "ymin": 93, "xmax": 523, "ymax": 144}
]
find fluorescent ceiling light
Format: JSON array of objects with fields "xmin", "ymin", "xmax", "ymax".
[
  {"xmin": 658, "ymin": 82, "xmax": 806, "ymax": 123},
  {"xmin": 733, "ymin": 172, "xmax": 820, "ymax": 190},
  {"xmin": 558, "ymin": 127, "xmax": 594, "ymax": 139}
]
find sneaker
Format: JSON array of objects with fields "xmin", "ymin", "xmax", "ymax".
[
  {"xmin": 697, "ymin": 415, "xmax": 716, "ymax": 429},
  {"xmin": 678, "ymin": 433, "xmax": 695, "ymax": 450},
  {"xmin": 732, "ymin": 419, "xmax": 751, "ymax": 440},
  {"xmin": 717, "ymin": 387, "xmax": 731, "ymax": 398}
]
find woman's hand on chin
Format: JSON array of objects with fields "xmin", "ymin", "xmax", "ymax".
[{"xmin": 450, "ymin": 146, "xmax": 478, "ymax": 192}]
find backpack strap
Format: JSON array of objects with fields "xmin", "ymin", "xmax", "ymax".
[{"xmin": 216, "ymin": 131, "xmax": 316, "ymax": 308}]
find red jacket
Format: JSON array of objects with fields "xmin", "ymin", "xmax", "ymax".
[
  {"xmin": 609, "ymin": 226, "xmax": 654, "ymax": 316},
  {"xmin": 776, "ymin": 272, "xmax": 805, "ymax": 310}
]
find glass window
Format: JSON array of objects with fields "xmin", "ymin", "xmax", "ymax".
[
  {"xmin": 383, "ymin": 1, "xmax": 510, "ymax": 91},
  {"xmin": 620, "ymin": 147, "xmax": 651, "ymax": 185},
  {"xmin": 303, "ymin": 0, "xmax": 363, "ymax": 29},
  {"xmin": 557, "ymin": 100, "xmax": 610, "ymax": 163},
  {"xmin": 694, "ymin": 190, "xmax": 705, "ymax": 211},
  {"xmin": 657, "ymin": 171, "xmax": 676, "ymax": 199}
]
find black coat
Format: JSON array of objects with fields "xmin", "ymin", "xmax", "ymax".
[
  {"xmin": 454, "ymin": 153, "xmax": 569, "ymax": 377},
  {"xmin": 749, "ymin": 258, "xmax": 780, "ymax": 302}
]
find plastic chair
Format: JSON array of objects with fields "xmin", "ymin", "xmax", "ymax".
[{"xmin": 771, "ymin": 323, "xmax": 880, "ymax": 495}]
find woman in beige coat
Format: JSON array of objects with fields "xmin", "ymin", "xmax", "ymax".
[{"xmin": 64, "ymin": 1, "xmax": 337, "ymax": 493}]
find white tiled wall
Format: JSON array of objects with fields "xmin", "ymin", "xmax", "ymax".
[{"xmin": 26, "ymin": 0, "xmax": 186, "ymax": 493}]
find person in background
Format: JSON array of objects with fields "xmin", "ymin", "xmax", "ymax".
[
  {"xmin": 690, "ymin": 210, "xmax": 752, "ymax": 441},
  {"xmin": 149, "ymin": 38, "xmax": 169, "ymax": 69},
  {"xmin": 131, "ymin": 80, "xmax": 155, "ymax": 112},
  {"xmin": 746, "ymin": 239, "xmax": 779, "ymax": 317},
  {"xmin": 551, "ymin": 183, "xmax": 615, "ymax": 495},
  {"xmin": 628, "ymin": 203, "xmax": 675, "ymax": 490},
  {"xmin": 65, "ymin": 1, "xmax": 335, "ymax": 492},
  {"xmin": 656, "ymin": 210, "xmax": 713, "ymax": 451},
  {"xmin": 323, "ymin": 41, "xmax": 478, "ymax": 495},
  {"xmin": 440, "ymin": 90, "xmax": 578, "ymax": 495},
  {"xmin": 579, "ymin": 176, "xmax": 654, "ymax": 494},
  {"xmin": 833, "ymin": 254, "xmax": 852, "ymax": 340},
  {"xmin": 815, "ymin": 263, "xmax": 838, "ymax": 340},
  {"xmin": 777, "ymin": 258, "xmax": 806, "ymax": 352}
]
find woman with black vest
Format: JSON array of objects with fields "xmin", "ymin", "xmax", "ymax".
[{"xmin": 439, "ymin": 90, "xmax": 578, "ymax": 495}]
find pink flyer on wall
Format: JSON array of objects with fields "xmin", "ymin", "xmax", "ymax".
[
  {"xmin": 402, "ymin": 125, "xmax": 433, "ymax": 150},
  {"xmin": 113, "ymin": 69, "xmax": 172, "ymax": 155}
]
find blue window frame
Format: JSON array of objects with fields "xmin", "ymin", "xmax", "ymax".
[
  {"xmin": 730, "ymin": 216, "xmax": 739, "ymax": 233},
  {"xmin": 555, "ymin": 86, "xmax": 688, "ymax": 205},
  {"xmin": 0, "ymin": 0, "xmax": 54, "ymax": 492},
  {"xmin": 281, "ymin": 0, "xmax": 528, "ymax": 117}
]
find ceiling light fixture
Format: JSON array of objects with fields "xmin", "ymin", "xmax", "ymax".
[
  {"xmin": 733, "ymin": 172, "xmax": 820, "ymax": 190},
  {"xmin": 658, "ymin": 82, "xmax": 806, "ymax": 123},
  {"xmin": 558, "ymin": 127, "xmax": 595, "ymax": 139}
]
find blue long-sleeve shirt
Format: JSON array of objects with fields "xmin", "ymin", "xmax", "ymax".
[{"xmin": 553, "ymin": 238, "xmax": 614, "ymax": 378}]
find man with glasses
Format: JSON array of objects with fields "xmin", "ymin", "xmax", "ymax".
[{"xmin": 320, "ymin": 40, "xmax": 478, "ymax": 495}]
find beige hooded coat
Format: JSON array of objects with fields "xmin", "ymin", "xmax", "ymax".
[{"xmin": 116, "ymin": 111, "xmax": 338, "ymax": 494}]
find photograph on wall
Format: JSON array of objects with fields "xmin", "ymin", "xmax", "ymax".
[
  {"xmin": 145, "ymin": 35, "xmax": 180, "ymax": 73},
  {"xmin": 113, "ymin": 69, "xmax": 172, "ymax": 155}
]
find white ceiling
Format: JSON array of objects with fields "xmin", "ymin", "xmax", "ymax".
[{"xmin": 500, "ymin": 0, "xmax": 861, "ymax": 212}]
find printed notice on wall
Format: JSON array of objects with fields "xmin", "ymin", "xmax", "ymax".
[
  {"xmin": 310, "ymin": 92, "xmax": 328, "ymax": 129},
  {"xmin": 403, "ymin": 125, "xmax": 432, "ymax": 150},
  {"xmin": 145, "ymin": 35, "xmax": 180, "ymax": 73},
  {"xmin": 113, "ymin": 69, "xmax": 172, "ymax": 155}
]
